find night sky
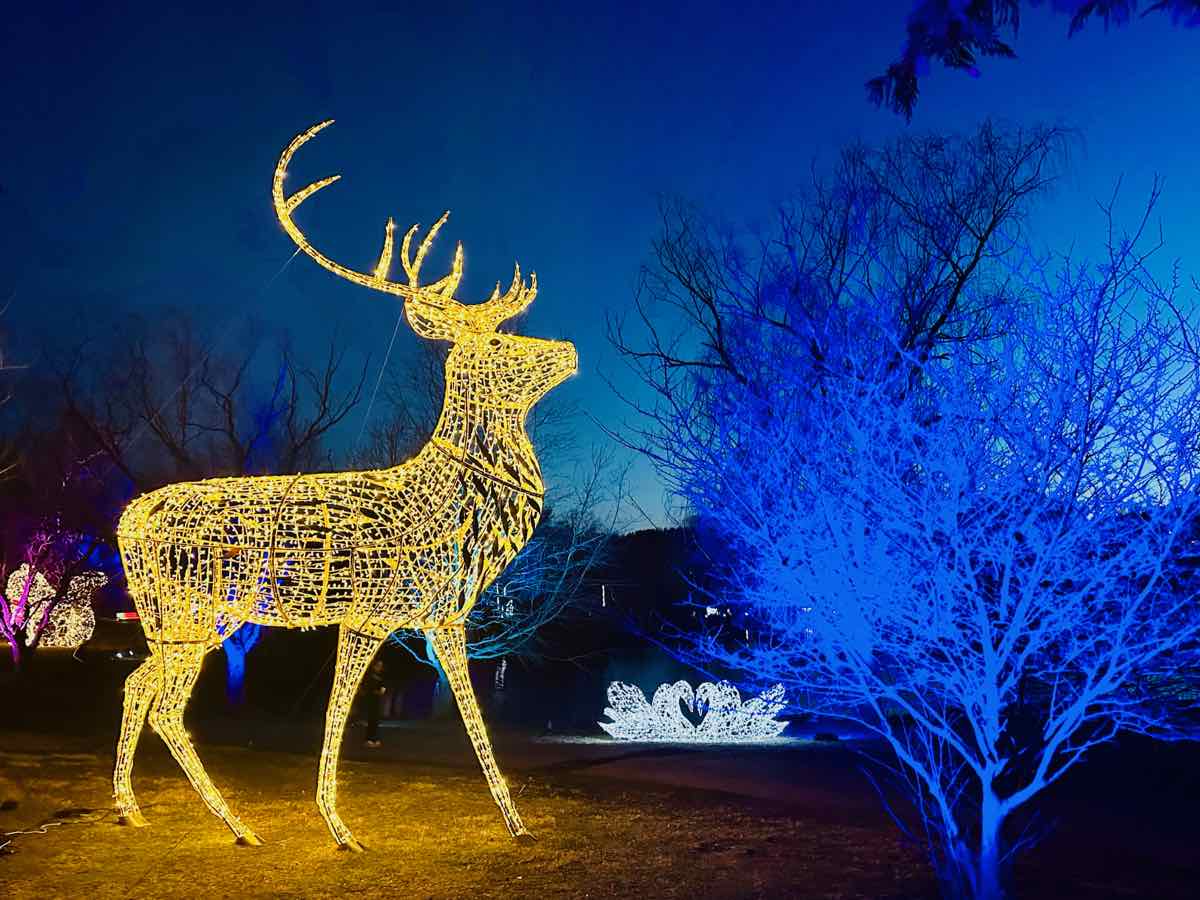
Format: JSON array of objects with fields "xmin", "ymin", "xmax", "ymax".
[{"xmin": 2, "ymin": 2, "xmax": 1197, "ymax": 524}]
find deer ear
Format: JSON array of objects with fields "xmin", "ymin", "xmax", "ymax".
[{"xmin": 405, "ymin": 297, "xmax": 461, "ymax": 342}]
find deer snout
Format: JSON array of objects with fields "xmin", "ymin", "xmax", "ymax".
[
  {"xmin": 535, "ymin": 341, "xmax": 577, "ymax": 397},
  {"xmin": 560, "ymin": 342, "xmax": 579, "ymax": 375},
  {"xmin": 549, "ymin": 342, "xmax": 578, "ymax": 384}
]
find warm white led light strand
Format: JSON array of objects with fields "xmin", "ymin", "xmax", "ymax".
[
  {"xmin": 112, "ymin": 121, "xmax": 576, "ymax": 849},
  {"xmin": 4, "ymin": 565, "xmax": 105, "ymax": 649},
  {"xmin": 27, "ymin": 571, "xmax": 105, "ymax": 648},
  {"xmin": 599, "ymin": 681, "xmax": 788, "ymax": 743}
]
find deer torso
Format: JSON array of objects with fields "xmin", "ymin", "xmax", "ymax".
[{"xmin": 117, "ymin": 412, "xmax": 544, "ymax": 644}]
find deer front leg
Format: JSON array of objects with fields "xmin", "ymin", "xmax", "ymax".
[
  {"xmin": 427, "ymin": 625, "xmax": 533, "ymax": 842},
  {"xmin": 317, "ymin": 625, "xmax": 383, "ymax": 851},
  {"xmin": 113, "ymin": 654, "xmax": 161, "ymax": 826},
  {"xmin": 149, "ymin": 643, "xmax": 262, "ymax": 845}
]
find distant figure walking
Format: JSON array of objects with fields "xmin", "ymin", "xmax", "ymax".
[{"xmin": 363, "ymin": 658, "xmax": 386, "ymax": 748}]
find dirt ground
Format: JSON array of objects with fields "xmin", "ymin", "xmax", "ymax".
[
  {"xmin": 3, "ymin": 723, "xmax": 1199, "ymax": 899},
  {"xmin": 0, "ymin": 731, "xmax": 930, "ymax": 899},
  {"xmin": 2, "ymin": 647, "xmax": 1198, "ymax": 899}
]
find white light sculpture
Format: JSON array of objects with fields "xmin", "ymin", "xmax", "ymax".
[
  {"xmin": 599, "ymin": 680, "xmax": 788, "ymax": 743},
  {"xmin": 5, "ymin": 565, "xmax": 54, "ymax": 623},
  {"xmin": 5, "ymin": 565, "xmax": 105, "ymax": 649},
  {"xmin": 28, "ymin": 573, "xmax": 105, "ymax": 648}
]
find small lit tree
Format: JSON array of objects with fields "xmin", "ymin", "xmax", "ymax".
[{"xmin": 0, "ymin": 528, "xmax": 107, "ymax": 669}]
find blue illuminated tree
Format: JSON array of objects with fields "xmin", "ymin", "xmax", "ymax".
[
  {"xmin": 615, "ymin": 125, "xmax": 1200, "ymax": 895},
  {"xmin": 681, "ymin": 254, "xmax": 1200, "ymax": 896},
  {"xmin": 221, "ymin": 622, "xmax": 262, "ymax": 706}
]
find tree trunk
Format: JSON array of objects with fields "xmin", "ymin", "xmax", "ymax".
[
  {"xmin": 222, "ymin": 623, "xmax": 262, "ymax": 708},
  {"xmin": 225, "ymin": 650, "xmax": 247, "ymax": 707},
  {"xmin": 974, "ymin": 838, "xmax": 1002, "ymax": 900},
  {"xmin": 941, "ymin": 792, "xmax": 1006, "ymax": 900},
  {"xmin": 5, "ymin": 633, "xmax": 23, "ymax": 672},
  {"xmin": 424, "ymin": 634, "xmax": 455, "ymax": 718},
  {"xmin": 972, "ymin": 791, "xmax": 1006, "ymax": 900}
]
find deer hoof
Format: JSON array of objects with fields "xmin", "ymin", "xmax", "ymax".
[
  {"xmin": 338, "ymin": 838, "xmax": 366, "ymax": 853},
  {"xmin": 118, "ymin": 811, "xmax": 149, "ymax": 828},
  {"xmin": 514, "ymin": 830, "xmax": 537, "ymax": 845},
  {"xmin": 236, "ymin": 832, "xmax": 264, "ymax": 847}
]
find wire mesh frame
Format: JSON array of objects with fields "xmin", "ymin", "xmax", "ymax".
[{"xmin": 111, "ymin": 121, "xmax": 577, "ymax": 849}]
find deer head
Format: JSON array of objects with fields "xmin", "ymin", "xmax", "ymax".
[{"xmin": 272, "ymin": 120, "xmax": 577, "ymax": 416}]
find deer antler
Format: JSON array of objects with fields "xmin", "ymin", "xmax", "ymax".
[{"xmin": 272, "ymin": 120, "xmax": 537, "ymax": 335}]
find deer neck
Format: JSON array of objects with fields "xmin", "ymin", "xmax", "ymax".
[{"xmin": 428, "ymin": 391, "xmax": 542, "ymax": 497}]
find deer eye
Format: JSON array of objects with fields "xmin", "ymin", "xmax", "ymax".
[{"xmin": 489, "ymin": 338, "xmax": 502, "ymax": 348}]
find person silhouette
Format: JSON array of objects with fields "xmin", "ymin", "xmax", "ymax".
[{"xmin": 363, "ymin": 658, "xmax": 386, "ymax": 748}]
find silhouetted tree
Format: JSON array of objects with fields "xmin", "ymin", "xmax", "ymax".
[
  {"xmin": 611, "ymin": 121, "xmax": 1068, "ymax": 489},
  {"xmin": 51, "ymin": 310, "xmax": 367, "ymax": 701},
  {"xmin": 870, "ymin": 1, "xmax": 1200, "ymax": 119},
  {"xmin": 0, "ymin": 305, "xmax": 115, "ymax": 669}
]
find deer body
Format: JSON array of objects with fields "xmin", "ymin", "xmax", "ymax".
[
  {"xmin": 119, "ymin": 387, "xmax": 547, "ymax": 636},
  {"xmin": 113, "ymin": 121, "xmax": 576, "ymax": 849}
]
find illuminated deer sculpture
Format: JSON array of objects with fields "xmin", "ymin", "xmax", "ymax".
[{"xmin": 112, "ymin": 120, "xmax": 576, "ymax": 850}]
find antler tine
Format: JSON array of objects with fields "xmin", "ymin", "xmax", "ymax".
[
  {"xmin": 275, "ymin": 122, "xmax": 538, "ymax": 334},
  {"xmin": 483, "ymin": 263, "xmax": 538, "ymax": 323},
  {"xmin": 273, "ymin": 120, "xmax": 410, "ymax": 297},
  {"xmin": 400, "ymin": 213, "xmax": 462, "ymax": 298},
  {"xmin": 284, "ymin": 174, "xmax": 341, "ymax": 214},
  {"xmin": 372, "ymin": 218, "xmax": 395, "ymax": 283},
  {"xmin": 399, "ymin": 223, "xmax": 422, "ymax": 282},
  {"xmin": 487, "ymin": 263, "xmax": 521, "ymax": 303},
  {"xmin": 401, "ymin": 212, "xmax": 449, "ymax": 283},
  {"xmin": 433, "ymin": 242, "xmax": 464, "ymax": 297}
]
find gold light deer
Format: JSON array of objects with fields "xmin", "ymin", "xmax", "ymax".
[{"xmin": 112, "ymin": 120, "xmax": 576, "ymax": 850}]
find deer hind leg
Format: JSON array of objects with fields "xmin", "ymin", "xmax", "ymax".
[
  {"xmin": 113, "ymin": 653, "xmax": 162, "ymax": 826},
  {"xmin": 148, "ymin": 642, "xmax": 262, "ymax": 846},
  {"xmin": 428, "ymin": 625, "xmax": 533, "ymax": 841},
  {"xmin": 317, "ymin": 625, "xmax": 383, "ymax": 851}
]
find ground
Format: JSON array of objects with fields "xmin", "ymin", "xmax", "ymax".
[
  {"xmin": 2, "ymin": 648, "xmax": 1198, "ymax": 897},
  {"xmin": 3, "ymin": 721, "xmax": 1199, "ymax": 898},
  {"xmin": 1, "ymin": 729, "xmax": 931, "ymax": 899}
]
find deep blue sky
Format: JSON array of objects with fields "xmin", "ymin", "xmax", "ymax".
[{"xmin": 2, "ymin": 2, "xmax": 1197, "ymax": 524}]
